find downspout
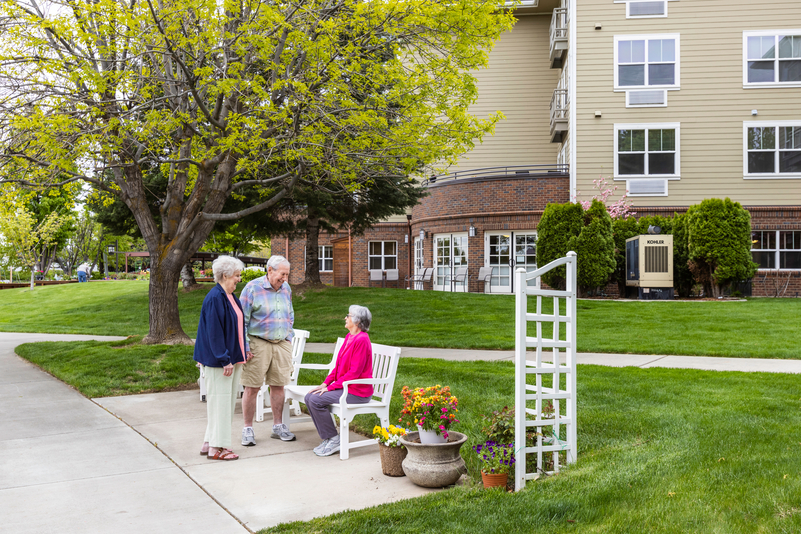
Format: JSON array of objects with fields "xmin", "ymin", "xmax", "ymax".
[{"xmin": 407, "ymin": 214, "xmax": 413, "ymax": 285}]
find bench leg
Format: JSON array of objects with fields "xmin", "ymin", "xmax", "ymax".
[
  {"xmin": 255, "ymin": 386, "xmax": 266, "ymax": 423},
  {"xmin": 339, "ymin": 413, "xmax": 350, "ymax": 460}
]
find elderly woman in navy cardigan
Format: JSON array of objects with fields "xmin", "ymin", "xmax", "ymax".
[
  {"xmin": 195, "ymin": 256, "xmax": 249, "ymax": 461},
  {"xmin": 305, "ymin": 305, "xmax": 374, "ymax": 457}
]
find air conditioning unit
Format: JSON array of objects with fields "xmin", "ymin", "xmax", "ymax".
[{"xmin": 625, "ymin": 233, "xmax": 674, "ymax": 299}]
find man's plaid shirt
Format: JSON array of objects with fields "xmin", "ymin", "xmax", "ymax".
[{"xmin": 239, "ymin": 276, "xmax": 294, "ymax": 352}]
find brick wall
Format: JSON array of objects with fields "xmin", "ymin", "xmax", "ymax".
[{"xmin": 271, "ymin": 224, "xmax": 412, "ymax": 288}]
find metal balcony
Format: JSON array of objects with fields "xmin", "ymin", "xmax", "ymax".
[
  {"xmin": 549, "ymin": 7, "xmax": 569, "ymax": 69},
  {"xmin": 550, "ymin": 88, "xmax": 569, "ymax": 143}
]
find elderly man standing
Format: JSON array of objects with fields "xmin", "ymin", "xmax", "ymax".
[{"xmin": 239, "ymin": 255, "xmax": 296, "ymax": 444}]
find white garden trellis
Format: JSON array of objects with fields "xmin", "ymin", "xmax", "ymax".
[{"xmin": 514, "ymin": 251, "xmax": 577, "ymax": 491}]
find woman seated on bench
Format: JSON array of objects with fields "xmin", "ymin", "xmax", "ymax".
[{"xmin": 305, "ymin": 305, "xmax": 373, "ymax": 457}]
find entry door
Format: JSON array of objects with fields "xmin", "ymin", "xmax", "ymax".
[
  {"xmin": 485, "ymin": 231, "xmax": 537, "ymax": 293},
  {"xmin": 434, "ymin": 233, "xmax": 468, "ymax": 292}
]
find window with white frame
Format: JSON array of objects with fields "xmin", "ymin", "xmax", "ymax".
[
  {"xmin": 368, "ymin": 241, "xmax": 397, "ymax": 270},
  {"xmin": 744, "ymin": 31, "xmax": 801, "ymax": 86},
  {"xmin": 615, "ymin": 35, "xmax": 679, "ymax": 89},
  {"xmin": 744, "ymin": 122, "xmax": 801, "ymax": 177},
  {"xmin": 318, "ymin": 245, "xmax": 332, "ymax": 272},
  {"xmin": 303, "ymin": 245, "xmax": 333, "ymax": 272},
  {"xmin": 752, "ymin": 230, "xmax": 801, "ymax": 269},
  {"xmin": 615, "ymin": 124, "xmax": 680, "ymax": 178}
]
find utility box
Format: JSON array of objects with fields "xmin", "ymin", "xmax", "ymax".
[{"xmin": 626, "ymin": 234, "xmax": 674, "ymax": 300}]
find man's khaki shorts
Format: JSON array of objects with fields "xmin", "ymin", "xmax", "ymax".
[{"xmin": 241, "ymin": 336, "xmax": 292, "ymax": 388}]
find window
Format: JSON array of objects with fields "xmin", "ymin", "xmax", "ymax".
[
  {"xmin": 615, "ymin": 34, "xmax": 679, "ymax": 89},
  {"xmin": 744, "ymin": 122, "xmax": 801, "ymax": 177},
  {"xmin": 614, "ymin": 0, "xmax": 677, "ymax": 19},
  {"xmin": 752, "ymin": 230, "xmax": 801, "ymax": 269},
  {"xmin": 744, "ymin": 31, "xmax": 801, "ymax": 86},
  {"xmin": 318, "ymin": 245, "xmax": 332, "ymax": 272},
  {"xmin": 368, "ymin": 241, "xmax": 397, "ymax": 270},
  {"xmin": 615, "ymin": 123, "xmax": 680, "ymax": 178}
]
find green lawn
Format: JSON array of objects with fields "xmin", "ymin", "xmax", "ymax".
[
  {"xmin": 2, "ymin": 281, "xmax": 800, "ymax": 358},
  {"xmin": 11, "ymin": 283, "xmax": 801, "ymax": 533}
]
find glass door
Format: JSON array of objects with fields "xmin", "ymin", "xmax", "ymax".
[
  {"xmin": 485, "ymin": 231, "xmax": 537, "ymax": 293},
  {"xmin": 434, "ymin": 233, "xmax": 468, "ymax": 291},
  {"xmin": 487, "ymin": 233, "xmax": 512, "ymax": 293}
]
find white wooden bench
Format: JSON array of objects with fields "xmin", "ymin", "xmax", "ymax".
[
  {"xmin": 255, "ymin": 329, "xmax": 311, "ymax": 421},
  {"xmin": 282, "ymin": 340, "xmax": 402, "ymax": 459}
]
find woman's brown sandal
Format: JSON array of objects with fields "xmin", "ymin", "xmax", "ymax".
[{"xmin": 207, "ymin": 449, "xmax": 238, "ymax": 461}]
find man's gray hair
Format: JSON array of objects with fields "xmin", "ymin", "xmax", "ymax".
[
  {"xmin": 349, "ymin": 304, "xmax": 372, "ymax": 332},
  {"xmin": 267, "ymin": 255, "xmax": 290, "ymax": 271},
  {"xmin": 212, "ymin": 255, "xmax": 245, "ymax": 284}
]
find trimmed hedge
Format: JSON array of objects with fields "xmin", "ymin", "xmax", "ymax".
[{"xmin": 686, "ymin": 198, "xmax": 757, "ymax": 298}]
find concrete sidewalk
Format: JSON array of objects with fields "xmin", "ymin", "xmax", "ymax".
[
  {"xmin": 0, "ymin": 333, "xmax": 432, "ymax": 534},
  {"xmin": 306, "ymin": 343, "xmax": 801, "ymax": 374},
  {"xmin": 4, "ymin": 333, "xmax": 801, "ymax": 534}
]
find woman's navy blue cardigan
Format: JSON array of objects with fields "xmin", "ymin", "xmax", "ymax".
[{"xmin": 193, "ymin": 284, "xmax": 247, "ymax": 368}]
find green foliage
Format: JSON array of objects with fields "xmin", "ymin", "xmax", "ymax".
[
  {"xmin": 568, "ymin": 200, "xmax": 615, "ymax": 294},
  {"xmin": 686, "ymin": 198, "xmax": 758, "ymax": 298},
  {"xmin": 240, "ymin": 268, "xmax": 265, "ymax": 284},
  {"xmin": 480, "ymin": 406, "xmax": 515, "ymax": 444},
  {"xmin": 536, "ymin": 202, "xmax": 584, "ymax": 289},
  {"xmin": 671, "ymin": 212, "xmax": 693, "ymax": 297},
  {"xmin": 610, "ymin": 216, "xmax": 640, "ymax": 294}
]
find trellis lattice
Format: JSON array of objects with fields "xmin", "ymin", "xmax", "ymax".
[{"xmin": 514, "ymin": 252, "xmax": 577, "ymax": 491}]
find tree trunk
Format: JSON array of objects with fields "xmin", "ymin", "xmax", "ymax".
[
  {"xmin": 181, "ymin": 261, "xmax": 201, "ymax": 290},
  {"xmin": 29, "ymin": 271, "xmax": 34, "ymax": 291},
  {"xmin": 142, "ymin": 255, "xmax": 193, "ymax": 345},
  {"xmin": 305, "ymin": 216, "xmax": 322, "ymax": 285}
]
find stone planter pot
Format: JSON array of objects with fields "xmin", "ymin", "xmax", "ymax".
[
  {"xmin": 400, "ymin": 431, "xmax": 467, "ymax": 488},
  {"xmin": 378, "ymin": 444, "xmax": 407, "ymax": 477}
]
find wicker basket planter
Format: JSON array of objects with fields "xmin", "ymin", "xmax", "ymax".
[{"xmin": 378, "ymin": 444, "xmax": 407, "ymax": 477}]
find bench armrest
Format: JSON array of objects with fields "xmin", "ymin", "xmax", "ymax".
[{"xmin": 341, "ymin": 378, "xmax": 391, "ymax": 398}]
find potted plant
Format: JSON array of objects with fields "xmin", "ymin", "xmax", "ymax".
[
  {"xmin": 398, "ymin": 385, "xmax": 459, "ymax": 444},
  {"xmin": 397, "ymin": 385, "xmax": 466, "ymax": 487},
  {"xmin": 373, "ymin": 425, "xmax": 408, "ymax": 477},
  {"xmin": 473, "ymin": 441, "xmax": 515, "ymax": 489}
]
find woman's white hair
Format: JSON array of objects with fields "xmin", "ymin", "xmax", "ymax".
[
  {"xmin": 212, "ymin": 255, "xmax": 245, "ymax": 284},
  {"xmin": 349, "ymin": 304, "xmax": 372, "ymax": 332}
]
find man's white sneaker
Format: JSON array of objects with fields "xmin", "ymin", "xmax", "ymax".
[{"xmin": 271, "ymin": 423, "xmax": 296, "ymax": 441}]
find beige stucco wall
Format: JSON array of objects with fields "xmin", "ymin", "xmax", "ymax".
[
  {"xmin": 446, "ymin": 14, "xmax": 561, "ymax": 174},
  {"xmin": 575, "ymin": 0, "xmax": 801, "ymax": 207}
]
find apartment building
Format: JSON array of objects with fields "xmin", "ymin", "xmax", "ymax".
[{"xmin": 273, "ymin": 0, "xmax": 801, "ymax": 296}]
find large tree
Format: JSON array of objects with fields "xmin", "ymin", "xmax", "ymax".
[{"xmin": 0, "ymin": 0, "xmax": 513, "ymax": 344}]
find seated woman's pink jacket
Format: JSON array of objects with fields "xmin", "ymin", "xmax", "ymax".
[{"xmin": 324, "ymin": 331, "xmax": 373, "ymax": 397}]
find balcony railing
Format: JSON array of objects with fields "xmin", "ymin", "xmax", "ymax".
[
  {"xmin": 549, "ymin": 7, "xmax": 569, "ymax": 69},
  {"xmin": 550, "ymin": 88, "xmax": 569, "ymax": 143},
  {"xmin": 422, "ymin": 164, "xmax": 569, "ymax": 186}
]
